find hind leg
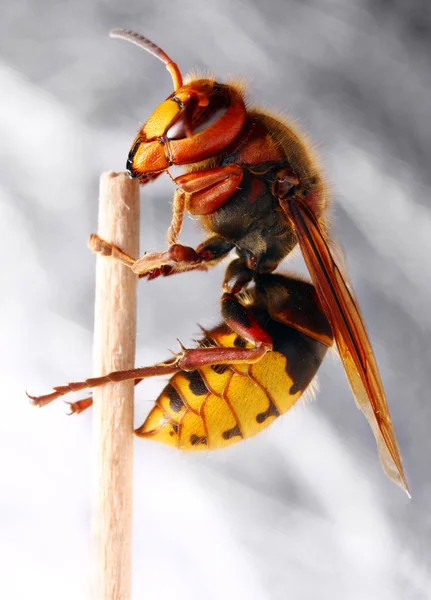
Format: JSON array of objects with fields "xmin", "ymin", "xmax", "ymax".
[{"xmin": 28, "ymin": 291, "xmax": 273, "ymax": 409}]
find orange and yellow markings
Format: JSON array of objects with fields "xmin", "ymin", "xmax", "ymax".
[
  {"xmin": 201, "ymin": 393, "xmax": 241, "ymax": 449},
  {"xmin": 137, "ymin": 330, "xmax": 305, "ymax": 451},
  {"xmin": 250, "ymin": 352, "xmax": 302, "ymax": 414}
]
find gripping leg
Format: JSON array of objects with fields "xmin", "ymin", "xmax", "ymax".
[
  {"xmin": 65, "ymin": 377, "xmax": 145, "ymax": 415},
  {"xmin": 89, "ymin": 162, "xmax": 242, "ymax": 274},
  {"xmin": 88, "ymin": 234, "xmax": 136, "ymax": 268},
  {"xmin": 28, "ymin": 343, "xmax": 270, "ymax": 409},
  {"xmin": 166, "ymin": 190, "xmax": 186, "ymax": 246},
  {"xmin": 28, "ymin": 292, "xmax": 274, "ymax": 409},
  {"xmin": 89, "ymin": 233, "xmax": 234, "ymax": 279}
]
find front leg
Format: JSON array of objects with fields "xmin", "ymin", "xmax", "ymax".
[
  {"xmin": 89, "ymin": 234, "xmax": 234, "ymax": 278},
  {"xmin": 174, "ymin": 164, "xmax": 243, "ymax": 215},
  {"xmin": 166, "ymin": 189, "xmax": 186, "ymax": 245},
  {"xmin": 89, "ymin": 163, "xmax": 242, "ymax": 276}
]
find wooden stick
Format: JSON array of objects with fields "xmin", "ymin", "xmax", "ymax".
[{"xmin": 91, "ymin": 172, "xmax": 140, "ymax": 600}]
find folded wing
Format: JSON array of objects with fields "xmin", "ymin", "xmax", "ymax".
[{"xmin": 280, "ymin": 197, "xmax": 409, "ymax": 495}]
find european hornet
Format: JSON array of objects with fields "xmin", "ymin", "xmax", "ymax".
[{"xmin": 30, "ymin": 29, "xmax": 409, "ymax": 495}]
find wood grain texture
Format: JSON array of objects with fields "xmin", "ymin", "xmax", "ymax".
[{"xmin": 91, "ymin": 172, "xmax": 140, "ymax": 600}]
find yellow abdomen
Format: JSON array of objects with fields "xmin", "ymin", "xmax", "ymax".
[{"xmin": 135, "ymin": 327, "xmax": 307, "ymax": 450}]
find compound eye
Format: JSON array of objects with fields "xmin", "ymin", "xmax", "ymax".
[
  {"xmin": 166, "ymin": 87, "xmax": 229, "ymax": 140},
  {"xmin": 166, "ymin": 95, "xmax": 199, "ymax": 140},
  {"xmin": 193, "ymin": 106, "xmax": 227, "ymax": 135},
  {"xmin": 166, "ymin": 119, "xmax": 188, "ymax": 140}
]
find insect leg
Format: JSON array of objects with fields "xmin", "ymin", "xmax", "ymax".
[
  {"xmin": 29, "ymin": 292, "xmax": 272, "ymax": 409},
  {"xmin": 174, "ymin": 164, "xmax": 244, "ymax": 215},
  {"xmin": 28, "ymin": 340, "xmax": 269, "ymax": 409},
  {"xmin": 88, "ymin": 189, "xmax": 187, "ymax": 268},
  {"xmin": 222, "ymin": 258, "xmax": 254, "ymax": 294},
  {"xmin": 66, "ymin": 397, "xmax": 93, "ymax": 415},
  {"xmin": 65, "ymin": 378, "xmax": 145, "ymax": 415},
  {"xmin": 166, "ymin": 189, "xmax": 186, "ymax": 245},
  {"xmin": 90, "ymin": 226, "xmax": 234, "ymax": 279},
  {"xmin": 131, "ymin": 237, "xmax": 234, "ymax": 277},
  {"xmin": 28, "ymin": 363, "xmax": 181, "ymax": 408},
  {"xmin": 176, "ymin": 291, "xmax": 274, "ymax": 371},
  {"xmin": 88, "ymin": 234, "xmax": 136, "ymax": 268},
  {"xmin": 142, "ymin": 236, "xmax": 234, "ymax": 280}
]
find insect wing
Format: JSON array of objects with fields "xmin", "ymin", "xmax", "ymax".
[{"xmin": 284, "ymin": 198, "xmax": 409, "ymax": 495}]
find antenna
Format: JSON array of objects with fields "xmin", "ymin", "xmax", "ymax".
[{"xmin": 110, "ymin": 29, "xmax": 183, "ymax": 90}]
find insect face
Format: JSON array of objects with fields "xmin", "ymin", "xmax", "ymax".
[
  {"xmin": 113, "ymin": 29, "xmax": 247, "ymax": 181},
  {"xmin": 127, "ymin": 80, "xmax": 247, "ymax": 181}
]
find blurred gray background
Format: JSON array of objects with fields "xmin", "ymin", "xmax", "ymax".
[{"xmin": 2, "ymin": 0, "xmax": 430, "ymax": 598}]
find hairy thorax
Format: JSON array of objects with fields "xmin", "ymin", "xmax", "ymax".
[{"xmin": 199, "ymin": 112, "xmax": 326, "ymax": 272}]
